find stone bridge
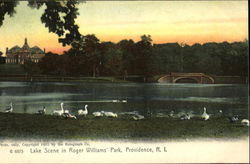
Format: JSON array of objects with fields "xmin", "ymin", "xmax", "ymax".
[{"xmin": 158, "ymin": 73, "xmax": 214, "ymax": 84}]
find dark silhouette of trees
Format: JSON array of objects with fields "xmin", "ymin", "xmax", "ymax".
[
  {"xmin": 101, "ymin": 45, "xmax": 123, "ymax": 76},
  {"xmin": 22, "ymin": 59, "xmax": 41, "ymax": 76},
  {"xmin": 153, "ymin": 43, "xmax": 182, "ymax": 74},
  {"xmin": 134, "ymin": 35, "xmax": 154, "ymax": 79},
  {"xmin": 1, "ymin": 2, "xmax": 247, "ymax": 78},
  {"xmin": 0, "ymin": 51, "xmax": 5, "ymax": 64},
  {"xmin": 0, "ymin": 1, "xmax": 19, "ymax": 27},
  {"xmin": 0, "ymin": 0, "xmax": 82, "ymax": 46},
  {"xmin": 19, "ymin": 34, "xmax": 248, "ymax": 78},
  {"xmin": 118, "ymin": 39, "xmax": 136, "ymax": 77}
]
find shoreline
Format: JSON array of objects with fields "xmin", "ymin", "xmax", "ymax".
[
  {"xmin": 0, "ymin": 76, "xmax": 248, "ymax": 84},
  {"xmin": 0, "ymin": 112, "xmax": 249, "ymax": 140}
]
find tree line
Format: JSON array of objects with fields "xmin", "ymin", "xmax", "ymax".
[
  {"xmin": 1, "ymin": 1, "xmax": 248, "ymax": 78},
  {"xmin": 23, "ymin": 35, "xmax": 248, "ymax": 78}
]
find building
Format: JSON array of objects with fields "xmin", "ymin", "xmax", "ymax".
[{"xmin": 5, "ymin": 38, "xmax": 45, "ymax": 64}]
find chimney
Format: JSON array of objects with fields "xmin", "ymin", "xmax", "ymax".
[
  {"xmin": 6, "ymin": 47, "xmax": 8, "ymax": 54},
  {"xmin": 44, "ymin": 48, "xmax": 46, "ymax": 53}
]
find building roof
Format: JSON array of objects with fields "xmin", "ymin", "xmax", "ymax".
[
  {"xmin": 8, "ymin": 45, "xmax": 21, "ymax": 53},
  {"xmin": 22, "ymin": 38, "xmax": 30, "ymax": 50},
  {"xmin": 30, "ymin": 46, "xmax": 44, "ymax": 54},
  {"xmin": 7, "ymin": 38, "xmax": 44, "ymax": 54}
]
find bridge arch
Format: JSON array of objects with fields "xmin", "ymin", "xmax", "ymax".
[
  {"xmin": 157, "ymin": 73, "xmax": 214, "ymax": 84},
  {"xmin": 174, "ymin": 77, "xmax": 199, "ymax": 83}
]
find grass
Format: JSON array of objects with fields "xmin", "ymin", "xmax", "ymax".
[
  {"xmin": 0, "ymin": 112, "xmax": 248, "ymax": 140},
  {"xmin": 0, "ymin": 64, "xmax": 26, "ymax": 75}
]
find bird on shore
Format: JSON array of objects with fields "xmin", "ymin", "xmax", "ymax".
[
  {"xmin": 37, "ymin": 106, "xmax": 46, "ymax": 115},
  {"xmin": 155, "ymin": 112, "xmax": 168, "ymax": 118},
  {"xmin": 132, "ymin": 113, "xmax": 144, "ymax": 120},
  {"xmin": 120, "ymin": 111, "xmax": 139, "ymax": 115},
  {"xmin": 169, "ymin": 110, "xmax": 175, "ymax": 118},
  {"xmin": 201, "ymin": 107, "xmax": 210, "ymax": 120},
  {"xmin": 147, "ymin": 108, "xmax": 153, "ymax": 118},
  {"xmin": 180, "ymin": 113, "xmax": 191, "ymax": 120},
  {"xmin": 78, "ymin": 104, "xmax": 88, "ymax": 117},
  {"xmin": 92, "ymin": 111, "xmax": 103, "ymax": 117},
  {"xmin": 112, "ymin": 99, "xmax": 127, "ymax": 103},
  {"xmin": 101, "ymin": 111, "xmax": 118, "ymax": 118},
  {"xmin": 121, "ymin": 100, "xmax": 127, "ymax": 103},
  {"xmin": 228, "ymin": 115, "xmax": 239, "ymax": 123},
  {"xmin": 4, "ymin": 102, "xmax": 13, "ymax": 113},
  {"xmin": 241, "ymin": 119, "xmax": 249, "ymax": 127},
  {"xmin": 53, "ymin": 102, "xmax": 64, "ymax": 116},
  {"xmin": 218, "ymin": 110, "xmax": 224, "ymax": 117},
  {"xmin": 62, "ymin": 112, "xmax": 77, "ymax": 120}
]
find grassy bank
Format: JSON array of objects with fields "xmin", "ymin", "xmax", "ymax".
[
  {"xmin": 0, "ymin": 64, "xmax": 26, "ymax": 74},
  {"xmin": 0, "ymin": 64, "xmax": 247, "ymax": 83},
  {"xmin": 0, "ymin": 112, "xmax": 248, "ymax": 140},
  {"xmin": 0, "ymin": 75, "xmax": 131, "ymax": 83}
]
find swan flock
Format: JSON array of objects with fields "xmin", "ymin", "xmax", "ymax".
[{"xmin": 1, "ymin": 103, "xmax": 249, "ymax": 127}]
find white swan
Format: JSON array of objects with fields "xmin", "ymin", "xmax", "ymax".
[
  {"xmin": 78, "ymin": 104, "xmax": 88, "ymax": 116},
  {"xmin": 92, "ymin": 111, "xmax": 103, "ymax": 117},
  {"xmin": 201, "ymin": 107, "xmax": 210, "ymax": 120},
  {"xmin": 37, "ymin": 106, "xmax": 46, "ymax": 115},
  {"xmin": 53, "ymin": 102, "xmax": 64, "ymax": 116},
  {"xmin": 169, "ymin": 110, "xmax": 174, "ymax": 118},
  {"xmin": 63, "ymin": 113, "xmax": 77, "ymax": 119},
  {"xmin": 156, "ymin": 112, "xmax": 168, "ymax": 118},
  {"xmin": 228, "ymin": 115, "xmax": 239, "ymax": 123},
  {"xmin": 112, "ymin": 99, "xmax": 127, "ymax": 103},
  {"xmin": 120, "ymin": 111, "xmax": 139, "ymax": 115},
  {"xmin": 5, "ymin": 102, "xmax": 13, "ymax": 113},
  {"xmin": 241, "ymin": 119, "xmax": 249, "ymax": 126},
  {"xmin": 132, "ymin": 114, "xmax": 144, "ymax": 120},
  {"xmin": 180, "ymin": 114, "xmax": 191, "ymax": 120},
  {"xmin": 102, "ymin": 111, "xmax": 118, "ymax": 117},
  {"xmin": 218, "ymin": 110, "xmax": 223, "ymax": 117}
]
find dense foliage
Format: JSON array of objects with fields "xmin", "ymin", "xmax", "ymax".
[
  {"xmin": 0, "ymin": 0, "xmax": 82, "ymax": 46},
  {"xmin": 33, "ymin": 36, "xmax": 248, "ymax": 77},
  {"xmin": 1, "ymin": 1, "xmax": 248, "ymax": 77},
  {"xmin": 0, "ymin": 51, "xmax": 5, "ymax": 64}
]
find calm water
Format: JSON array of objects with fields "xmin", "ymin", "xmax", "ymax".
[{"xmin": 0, "ymin": 81, "xmax": 248, "ymax": 117}]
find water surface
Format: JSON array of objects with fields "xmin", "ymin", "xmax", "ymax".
[{"xmin": 0, "ymin": 81, "xmax": 248, "ymax": 117}]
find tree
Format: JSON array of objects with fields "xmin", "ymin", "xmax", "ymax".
[
  {"xmin": 0, "ymin": 0, "xmax": 83, "ymax": 46},
  {"xmin": 0, "ymin": 50, "xmax": 4, "ymax": 64},
  {"xmin": 118, "ymin": 39, "xmax": 136, "ymax": 76},
  {"xmin": 22, "ymin": 59, "xmax": 41, "ymax": 76},
  {"xmin": 153, "ymin": 43, "xmax": 182, "ymax": 74},
  {"xmin": 134, "ymin": 35, "xmax": 154, "ymax": 79},
  {"xmin": 38, "ymin": 52, "xmax": 60, "ymax": 75},
  {"xmin": 0, "ymin": 1, "xmax": 19, "ymax": 27},
  {"xmin": 64, "ymin": 34, "xmax": 102, "ymax": 76},
  {"xmin": 101, "ymin": 47, "xmax": 123, "ymax": 76}
]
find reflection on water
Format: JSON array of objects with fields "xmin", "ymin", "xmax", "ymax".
[{"xmin": 0, "ymin": 81, "xmax": 248, "ymax": 117}]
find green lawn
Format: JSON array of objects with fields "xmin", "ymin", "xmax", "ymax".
[
  {"xmin": 0, "ymin": 112, "xmax": 248, "ymax": 140},
  {"xmin": 0, "ymin": 64, "xmax": 26, "ymax": 74}
]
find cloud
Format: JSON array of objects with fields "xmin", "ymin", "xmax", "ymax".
[
  {"xmin": 174, "ymin": 17, "xmax": 247, "ymax": 24},
  {"xmin": 84, "ymin": 20, "xmax": 157, "ymax": 26}
]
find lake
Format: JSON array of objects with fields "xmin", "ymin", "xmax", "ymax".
[{"xmin": 0, "ymin": 81, "xmax": 248, "ymax": 117}]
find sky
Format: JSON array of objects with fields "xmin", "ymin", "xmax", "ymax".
[{"xmin": 0, "ymin": 1, "xmax": 248, "ymax": 55}]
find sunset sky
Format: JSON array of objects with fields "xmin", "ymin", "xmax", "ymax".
[{"xmin": 0, "ymin": 1, "xmax": 248, "ymax": 55}]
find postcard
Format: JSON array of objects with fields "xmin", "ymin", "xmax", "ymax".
[{"xmin": 0, "ymin": 0, "xmax": 249, "ymax": 163}]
